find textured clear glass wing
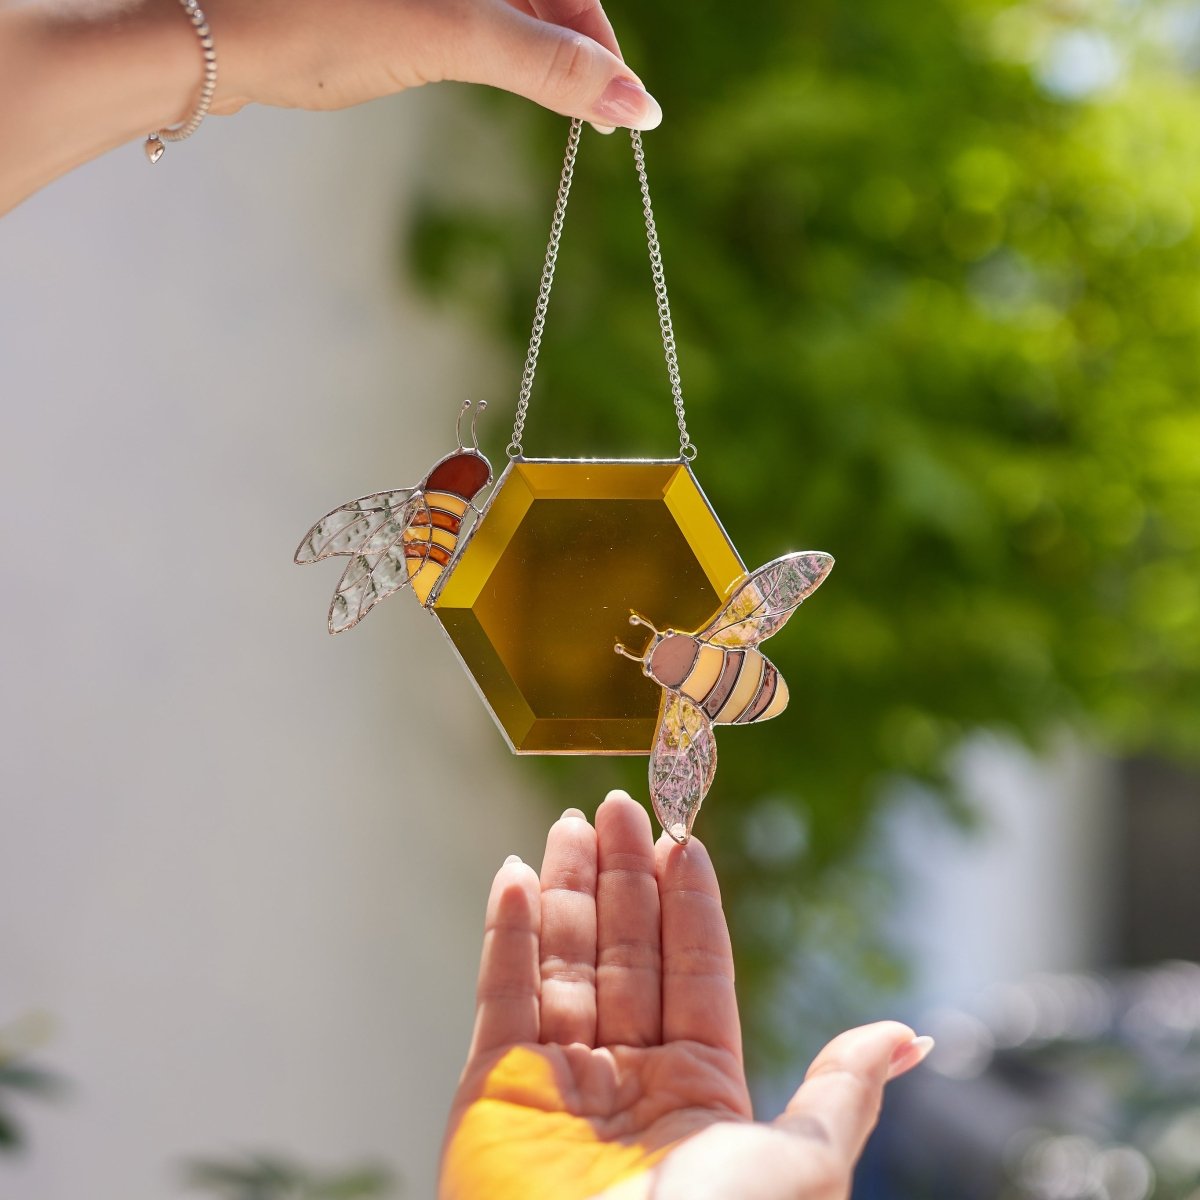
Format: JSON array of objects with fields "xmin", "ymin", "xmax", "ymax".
[{"xmin": 649, "ymin": 691, "xmax": 718, "ymax": 844}]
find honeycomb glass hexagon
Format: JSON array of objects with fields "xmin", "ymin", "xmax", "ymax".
[{"xmin": 432, "ymin": 459, "xmax": 745, "ymax": 753}]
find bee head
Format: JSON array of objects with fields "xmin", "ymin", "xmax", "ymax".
[
  {"xmin": 647, "ymin": 633, "xmax": 695, "ymax": 689},
  {"xmin": 615, "ymin": 612, "xmax": 688, "ymax": 684}
]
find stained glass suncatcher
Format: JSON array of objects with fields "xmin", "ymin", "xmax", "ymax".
[{"xmin": 432, "ymin": 459, "xmax": 745, "ymax": 753}]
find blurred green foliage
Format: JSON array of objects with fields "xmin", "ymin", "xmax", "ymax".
[
  {"xmin": 409, "ymin": 0, "xmax": 1200, "ymax": 1067},
  {"xmin": 0, "ymin": 1061, "xmax": 61, "ymax": 1154},
  {"xmin": 182, "ymin": 1154, "xmax": 395, "ymax": 1200},
  {"xmin": 0, "ymin": 1014, "xmax": 63, "ymax": 1155}
]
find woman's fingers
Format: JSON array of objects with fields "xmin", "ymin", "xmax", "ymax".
[
  {"xmin": 217, "ymin": 0, "xmax": 655, "ymax": 128},
  {"xmin": 524, "ymin": 0, "xmax": 623, "ymax": 60},
  {"xmin": 439, "ymin": 0, "xmax": 661, "ymax": 130},
  {"xmin": 468, "ymin": 856, "xmax": 542, "ymax": 1060},
  {"xmin": 595, "ymin": 791, "xmax": 663, "ymax": 1047},
  {"xmin": 538, "ymin": 809, "xmax": 599, "ymax": 1046},
  {"xmin": 655, "ymin": 832, "xmax": 741, "ymax": 1058},
  {"xmin": 775, "ymin": 1022, "xmax": 922, "ymax": 1162}
]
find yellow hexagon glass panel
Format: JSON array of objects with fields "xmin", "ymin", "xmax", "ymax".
[{"xmin": 432, "ymin": 460, "xmax": 746, "ymax": 753}]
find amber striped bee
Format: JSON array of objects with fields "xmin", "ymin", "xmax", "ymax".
[
  {"xmin": 615, "ymin": 551, "xmax": 834, "ymax": 844},
  {"xmin": 294, "ymin": 400, "xmax": 492, "ymax": 633}
]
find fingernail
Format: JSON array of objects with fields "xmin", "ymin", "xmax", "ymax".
[
  {"xmin": 590, "ymin": 123, "xmax": 616, "ymax": 135},
  {"xmin": 561, "ymin": 808, "xmax": 586, "ymax": 820},
  {"xmin": 504, "ymin": 853, "xmax": 523, "ymax": 866},
  {"xmin": 593, "ymin": 78, "xmax": 662, "ymax": 131},
  {"xmin": 886, "ymin": 1035, "xmax": 934, "ymax": 1081},
  {"xmin": 603, "ymin": 788, "xmax": 633, "ymax": 803}
]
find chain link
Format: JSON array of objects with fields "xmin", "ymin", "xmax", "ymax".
[
  {"xmin": 507, "ymin": 117, "xmax": 582, "ymax": 459},
  {"xmin": 631, "ymin": 129, "xmax": 695, "ymax": 461},
  {"xmin": 507, "ymin": 119, "xmax": 695, "ymax": 461}
]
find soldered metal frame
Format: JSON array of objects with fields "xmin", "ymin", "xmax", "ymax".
[{"xmin": 430, "ymin": 457, "xmax": 746, "ymax": 755}]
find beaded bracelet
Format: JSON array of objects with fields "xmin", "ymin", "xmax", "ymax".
[{"xmin": 145, "ymin": 0, "xmax": 217, "ymax": 163}]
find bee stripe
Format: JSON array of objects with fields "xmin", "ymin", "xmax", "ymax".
[
  {"xmin": 425, "ymin": 491, "xmax": 471, "ymax": 517},
  {"xmin": 404, "ymin": 543, "xmax": 453, "ymax": 567},
  {"xmin": 701, "ymin": 649, "xmax": 745, "ymax": 721},
  {"xmin": 682, "ymin": 643, "xmax": 724, "ymax": 700},
  {"xmin": 739, "ymin": 663, "xmax": 779, "ymax": 724},
  {"xmin": 411, "ymin": 510, "xmax": 463, "ymax": 534},
  {"xmin": 718, "ymin": 653, "xmax": 765, "ymax": 724},
  {"xmin": 407, "ymin": 558, "xmax": 444, "ymax": 605},
  {"xmin": 403, "ymin": 526, "xmax": 457, "ymax": 552}
]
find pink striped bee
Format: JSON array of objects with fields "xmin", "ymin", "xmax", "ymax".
[{"xmin": 615, "ymin": 551, "xmax": 834, "ymax": 844}]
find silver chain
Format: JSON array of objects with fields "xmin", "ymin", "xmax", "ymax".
[
  {"xmin": 507, "ymin": 119, "xmax": 695, "ymax": 461},
  {"xmin": 507, "ymin": 117, "xmax": 581, "ymax": 459},
  {"xmin": 631, "ymin": 128, "xmax": 695, "ymax": 461}
]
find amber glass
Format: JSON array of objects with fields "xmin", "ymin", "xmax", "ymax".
[{"xmin": 433, "ymin": 460, "xmax": 745, "ymax": 753}]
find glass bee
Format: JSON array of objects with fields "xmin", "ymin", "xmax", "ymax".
[
  {"xmin": 294, "ymin": 400, "xmax": 492, "ymax": 633},
  {"xmin": 615, "ymin": 551, "xmax": 835, "ymax": 844}
]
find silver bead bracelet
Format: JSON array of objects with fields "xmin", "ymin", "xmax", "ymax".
[{"xmin": 145, "ymin": 0, "xmax": 217, "ymax": 163}]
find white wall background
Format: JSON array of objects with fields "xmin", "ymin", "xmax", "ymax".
[{"xmin": 0, "ymin": 91, "xmax": 549, "ymax": 1199}]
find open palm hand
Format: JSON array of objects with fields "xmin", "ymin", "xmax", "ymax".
[{"xmin": 440, "ymin": 792, "xmax": 930, "ymax": 1200}]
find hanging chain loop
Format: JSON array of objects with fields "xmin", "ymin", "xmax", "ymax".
[{"xmin": 507, "ymin": 119, "xmax": 695, "ymax": 462}]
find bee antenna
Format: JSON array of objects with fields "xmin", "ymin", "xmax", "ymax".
[
  {"xmin": 470, "ymin": 400, "xmax": 487, "ymax": 451},
  {"xmin": 628, "ymin": 611, "xmax": 660, "ymax": 635},
  {"xmin": 614, "ymin": 640, "xmax": 642, "ymax": 662},
  {"xmin": 456, "ymin": 399, "xmax": 472, "ymax": 448}
]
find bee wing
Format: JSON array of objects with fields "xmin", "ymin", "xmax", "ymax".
[
  {"xmin": 294, "ymin": 489, "xmax": 421, "ymax": 564},
  {"xmin": 699, "ymin": 551, "xmax": 834, "ymax": 648},
  {"xmin": 326, "ymin": 497, "xmax": 432, "ymax": 634},
  {"xmin": 649, "ymin": 691, "xmax": 718, "ymax": 845}
]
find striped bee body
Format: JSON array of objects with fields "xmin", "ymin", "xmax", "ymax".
[
  {"xmin": 403, "ymin": 489, "xmax": 466, "ymax": 603},
  {"xmin": 648, "ymin": 637, "xmax": 789, "ymax": 726},
  {"xmin": 402, "ymin": 443, "xmax": 491, "ymax": 604}
]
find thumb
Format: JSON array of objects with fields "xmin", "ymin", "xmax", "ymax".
[
  {"xmin": 434, "ymin": 0, "xmax": 661, "ymax": 130},
  {"xmin": 775, "ymin": 1022, "xmax": 929, "ymax": 1162}
]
